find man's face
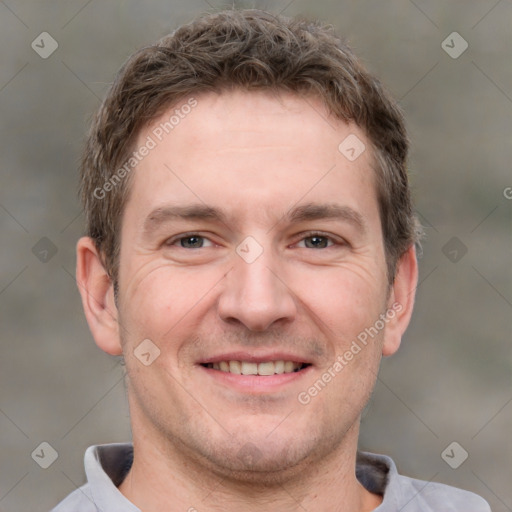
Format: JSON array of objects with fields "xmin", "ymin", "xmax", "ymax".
[{"xmin": 115, "ymin": 90, "xmax": 396, "ymax": 478}]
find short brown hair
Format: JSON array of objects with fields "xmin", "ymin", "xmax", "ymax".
[{"xmin": 80, "ymin": 8, "xmax": 422, "ymax": 286}]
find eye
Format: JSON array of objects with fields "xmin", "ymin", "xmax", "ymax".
[
  {"xmin": 296, "ymin": 233, "xmax": 336, "ymax": 249},
  {"xmin": 166, "ymin": 234, "xmax": 215, "ymax": 249}
]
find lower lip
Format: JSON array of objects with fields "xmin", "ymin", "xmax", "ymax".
[{"xmin": 199, "ymin": 365, "xmax": 313, "ymax": 393}]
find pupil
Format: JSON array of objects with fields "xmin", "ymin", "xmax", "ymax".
[
  {"xmin": 182, "ymin": 236, "xmax": 202, "ymax": 248},
  {"xmin": 307, "ymin": 236, "xmax": 327, "ymax": 248}
]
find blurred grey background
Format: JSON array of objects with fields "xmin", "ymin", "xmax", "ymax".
[{"xmin": 0, "ymin": 1, "xmax": 510, "ymax": 511}]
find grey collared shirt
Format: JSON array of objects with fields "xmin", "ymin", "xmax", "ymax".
[{"xmin": 51, "ymin": 443, "xmax": 491, "ymax": 511}]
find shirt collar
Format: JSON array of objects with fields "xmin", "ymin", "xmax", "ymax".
[
  {"xmin": 84, "ymin": 443, "xmax": 140, "ymax": 512},
  {"xmin": 84, "ymin": 444, "xmax": 400, "ymax": 511}
]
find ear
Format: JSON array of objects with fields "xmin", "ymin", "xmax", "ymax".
[
  {"xmin": 76, "ymin": 236, "xmax": 122, "ymax": 356},
  {"xmin": 382, "ymin": 244, "xmax": 419, "ymax": 357}
]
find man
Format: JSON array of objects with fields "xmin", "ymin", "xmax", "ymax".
[{"xmin": 53, "ymin": 8, "xmax": 490, "ymax": 512}]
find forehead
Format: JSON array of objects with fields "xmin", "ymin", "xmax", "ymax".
[{"xmin": 125, "ymin": 89, "xmax": 379, "ymax": 231}]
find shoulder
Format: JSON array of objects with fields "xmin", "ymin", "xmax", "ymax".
[
  {"xmin": 395, "ymin": 474, "xmax": 491, "ymax": 511},
  {"xmin": 49, "ymin": 443, "xmax": 136, "ymax": 512},
  {"xmin": 357, "ymin": 451, "xmax": 491, "ymax": 511},
  {"xmin": 50, "ymin": 483, "xmax": 97, "ymax": 512}
]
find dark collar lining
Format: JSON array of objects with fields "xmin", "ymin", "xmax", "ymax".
[
  {"xmin": 99, "ymin": 444, "xmax": 134, "ymax": 488},
  {"xmin": 97, "ymin": 445, "xmax": 389, "ymax": 494},
  {"xmin": 355, "ymin": 451, "xmax": 390, "ymax": 495}
]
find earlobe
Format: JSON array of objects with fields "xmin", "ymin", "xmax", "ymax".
[
  {"xmin": 382, "ymin": 245, "xmax": 419, "ymax": 357},
  {"xmin": 76, "ymin": 236, "xmax": 122, "ymax": 356}
]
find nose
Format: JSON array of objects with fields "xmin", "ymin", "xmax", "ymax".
[{"xmin": 217, "ymin": 248, "xmax": 297, "ymax": 332}]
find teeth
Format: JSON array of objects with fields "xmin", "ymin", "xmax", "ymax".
[
  {"xmin": 241, "ymin": 362, "xmax": 258, "ymax": 375},
  {"xmin": 207, "ymin": 360, "xmax": 305, "ymax": 376},
  {"xmin": 274, "ymin": 360, "xmax": 285, "ymax": 374},
  {"xmin": 257, "ymin": 361, "xmax": 275, "ymax": 376},
  {"xmin": 229, "ymin": 360, "xmax": 241, "ymax": 374}
]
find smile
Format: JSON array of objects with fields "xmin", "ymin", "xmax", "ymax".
[{"xmin": 201, "ymin": 360, "xmax": 311, "ymax": 376}]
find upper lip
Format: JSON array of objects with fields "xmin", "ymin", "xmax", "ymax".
[{"xmin": 198, "ymin": 351, "xmax": 314, "ymax": 365}]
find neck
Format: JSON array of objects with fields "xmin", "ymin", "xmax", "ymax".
[{"xmin": 119, "ymin": 417, "xmax": 382, "ymax": 512}]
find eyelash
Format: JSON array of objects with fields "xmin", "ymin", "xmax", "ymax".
[
  {"xmin": 165, "ymin": 231, "xmax": 344, "ymax": 249},
  {"xmin": 165, "ymin": 233, "xmax": 215, "ymax": 248},
  {"xmin": 294, "ymin": 231, "xmax": 340, "ymax": 249}
]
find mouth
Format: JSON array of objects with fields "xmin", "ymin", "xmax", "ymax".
[
  {"xmin": 197, "ymin": 352, "xmax": 314, "ymax": 394},
  {"xmin": 200, "ymin": 360, "xmax": 312, "ymax": 376}
]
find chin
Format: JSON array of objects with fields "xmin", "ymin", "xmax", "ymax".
[
  {"xmin": 191, "ymin": 428, "xmax": 330, "ymax": 486},
  {"xmin": 206, "ymin": 445, "xmax": 311, "ymax": 486}
]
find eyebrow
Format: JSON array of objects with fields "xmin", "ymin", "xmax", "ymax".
[
  {"xmin": 143, "ymin": 204, "xmax": 228, "ymax": 235},
  {"xmin": 284, "ymin": 203, "xmax": 367, "ymax": 233},
  {"xmin": 142, "ymin": 202, "xmax": 367, "ymax": 236}
]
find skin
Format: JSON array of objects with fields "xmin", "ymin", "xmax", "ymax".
[{"xmin": 77, "ymin": 89, "xmax": 418, "ymax": 511}]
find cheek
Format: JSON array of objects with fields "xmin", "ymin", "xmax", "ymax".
[
  {"xmin": 290, "ymin": 263, "xmax": 387, "ymax": 342},
  {"xmin": 118, "ymin": 262, "xmax": 225, "ymax": 345}
]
